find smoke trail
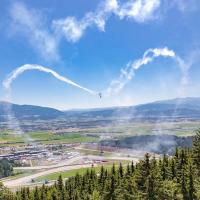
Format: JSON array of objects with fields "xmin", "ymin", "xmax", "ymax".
[
  {"xmin": 2, "ymin": 102, "xmax": 23, "ymax": 134},
  {"xmin": 105, "ymin": 47, "xmax": 176, "ymax": 96},
  {"xmin": 151, "ymin": 53, "xmax": 197, "ymax": 154},
  {"xmin": 52, "ymin": 0, "xmax": 160, "ymax": 43},
  {"xmin": 2, "ymin": 87, "xmax": 24, "ymax": 135},
  {"xmin": 2, "ymin": 64, "xmax": 97, "ymax": 136},
  {"xmin": 3, "ymin": 64, "xmax": 96, "ymax": 95},
  {"xmin": 175, "ymin": 56, "xmax": 194, "ymax": 97}
]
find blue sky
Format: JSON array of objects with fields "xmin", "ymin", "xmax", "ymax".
[{"xmin": 0, "ymin": 0, "xmax": 200, "ymax": 110}]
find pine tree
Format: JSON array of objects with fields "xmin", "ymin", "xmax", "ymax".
[
  {"xmin": 171, "ymin": 158, "xmax": 176, "ymax": 179},
  {"xmin": 146, "ymin": 174, "xmax": 157, "ymax": 200},
  {"xmin": 51, "ymin": 191, "xmax": 58, "ymax": 200},
  {"xmin": 26, "ymin": 187, "xmax": 30, "ymax": 199},
  {"xmin": 20, "ymin": 188, "xmax": 26, "ymax": 200},
  {"xmin": 111, "ymin": 164, "xmax": 116, "ymax": 176},
  {"xmin": 131, "ymin": 161, "xmax": 135, "ymax": 174},
  {"xmin": 99, "ymin": 165, "xmax": 104, "ymax": 182},
  {"xmin": 161, "ymin": 154, "xmax": 170, "ymax": 180},
  {"xmin": 57, "ymin": 175, "xmax": 63, "ymax": 191},
  {"xmin": 33, "ymin": 187, "xmax": 40, "ymax": 200},
  {"xmin": 118, "ymin": 163, "xmax": 123, "ymax": 178},
  {"xmin": 193, "ymin": 130, "xmax": 200, "ymax": 174},
  {"xmin": 89, "ymin": 190, "xmax": 102, "ymax": 200},
  {"xmin": 99, "ymin": 166, "xmax": 105, "ymax": 192},
  {"xmin": 40, "ymin": 184, "xmax": 46, "ymax": 200},
  {"xmin": 188, "ymin": 165, "xmax": 196, "ymax": 200},
  {"xmin": 180, "ymin": 149, "xmax": 187, "ymax": 166},
  {"xmin": 65, "ymin": 178, "xmax": 73, "ymax": 200},
  {"xmin": 109, "ymin": 175, "xmax": 116, "ymax": 200},
  {"xmin": 175, "ymin": 147, "xmax": 179, "ymax": 159},
  {"xmin": 144, "ymin": 153, "xmax": 151, "ymax": 177},
  {"xmin": 181, "ymin": 172, "xmax": 189, "ymax": 200}
]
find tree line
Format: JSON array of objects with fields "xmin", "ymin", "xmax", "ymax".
[
  {"xmin": 0, "ymin": 159, "xmax": 13, "ymax": 179},
  {"xmin": 1, "ymin": 130, "xmax": 200, "ymax": 199}
]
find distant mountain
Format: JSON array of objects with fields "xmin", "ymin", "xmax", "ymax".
[
  {"xmin": 1, "ymin": 97, "xmax": 200, "ymax": 121},
  {"xmin": 64, "ymin": 97, "xmax": 200, "ymax": 120},
  {"xmin": 0, "ymin": 102, "xmax": 63, "ymax": 120}
]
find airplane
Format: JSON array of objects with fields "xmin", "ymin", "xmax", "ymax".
[{"xmin": 98, "ymin": 92, "xmax": 102, "ymax": 99}]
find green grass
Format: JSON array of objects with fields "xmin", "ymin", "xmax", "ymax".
[
  {"xmin": 0, "ymin": 131, "xmax": 25, "ymax": 143},
  {"xmin": 78, "ymin": 148, "xmax": 113, "ymax": 157},
  {"xmin": 1, "ymin": 169, "xmax": 37, "ymax": 181},
  {"xmin": 83, "ymin": 122, "xmax": 198, "ymax": 138},
  {"xmin": 0, "ymin": 121, "xmax": 198, "ymax": 145},
  {"xmin": 0, "ymin": 131, "xmax": 99, "ymax": 145},
  {"xmin": 36, "ymin": 167, "xmax": 94, "ymax": 181},
  {"xmin": 36, "ymin": 162, "xmax": 128, "ymax": 182}
]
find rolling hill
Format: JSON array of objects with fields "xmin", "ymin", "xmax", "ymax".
[
  {"xmin": 0, "ymin": 101, "xmax": 64, "ymax": 121},
  {"xmin": 64, "ymin": 97, "xmax": 200, "ymax": 120},
  {"xmin": 1, "ymin": 97, "xmax": 200, "ymax": 121}
]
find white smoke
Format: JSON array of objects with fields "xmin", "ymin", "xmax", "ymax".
[
  {"xmin": 175, "ymin": 55, "xmax": 196, "ymax": 98},
  {"xmin": 3, "ymin": 64, "xmax": 96, "ymax": 95},
  {"xmin": 2, "ymin": 64, "xmax": 96, "ymax": 135},
  {"xmin": 52, "ymin": 0, "xmax": 160, "ymax": 42},
  {"xmin": 9, "ymin": 0, "xmax": 199, "ymax": 60},
  {"xmin": 11, "ymin": 0, "xmax": 198, "ymax": 62},
  {"xmin": 2, "ymin": 87, "xmax": 24, "ymax": 135},
  {"xmin": 105, "ymin": 47, "xmax": 176, "ymax": 96},
  {"xmin": 10, "ymin": 2, "xmax": 59, "ymax": 61},
  {"xmin": 2, "ymin": 102, "xmax": 23, "ymax": 135},
  {"xmin": 117, "ymin": 0, "xmax": 160, "ymax": 22},
  {"xmin": 9, "ymin": 0, "xmax": 161, "ymax": 58},
  {"xmin": 52, "ymin": 0, "xmax": 118, "ymax": 42}
]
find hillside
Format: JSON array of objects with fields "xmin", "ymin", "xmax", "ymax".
[
  {"xmin": 64, "ymin": 97, "xmax": 200, "ymax": 120},
  {"xmin": 0, "ymin": 102, "xmax": 63, "ymax": 120},
  {"xmin": 1, "ymin": 97, "xmax": 200, "ymax": 121}
]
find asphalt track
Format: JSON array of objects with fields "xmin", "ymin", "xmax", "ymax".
[{"xmin": 3, "ymin": 155, "xmax": 139, "ymax": 188}]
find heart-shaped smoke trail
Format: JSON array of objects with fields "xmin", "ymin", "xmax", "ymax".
[{"xmin": 2, "ymin": 47, "xmax": 189, "ymax": 137}]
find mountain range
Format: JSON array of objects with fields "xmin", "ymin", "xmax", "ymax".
[{"xmin": 1, "ymin": 97, "xmax": 200, "ymax": 121}]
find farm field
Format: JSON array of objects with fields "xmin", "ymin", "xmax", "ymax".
[
  {"xmin": 0, "ymin": 120, "xmax": 199, "ymax": 144},
  {"xmin": 0, "ymin": 131, "xmax": 99, "ymax": 145}
]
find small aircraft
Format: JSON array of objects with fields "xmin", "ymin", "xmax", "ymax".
[{"xmin": 98, "ymin": 92, "xmax": 102, "ymax": 99}]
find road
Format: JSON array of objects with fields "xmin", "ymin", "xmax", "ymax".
[
  {"xmin": 3, "ymin": 163, "xmax": 96, "ymax": 188},
  {"xmin": 3, "ymin": 155, "xmax": 139, "ymax": 188},
  {"xmin": 14, "ymin": 156, "xmax": 83, "ymax": 170}
]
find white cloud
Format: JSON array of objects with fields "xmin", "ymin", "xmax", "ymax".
[
  {"xmin": 53, "ymin": 17, "xmax": 85, "ymax": 43},
  {"xmin": 117, "ymin": 0, "xmax": 160, "ymax": 22},
  {"xmin": 9, "ymin": 0, "xmax": 196, "ymax": 59},
  {"xmin": 10, "ymin": 2, "xmax": 59, "ymax": 61},
  {"xmin": 52, "ymin": 0, "xmax": 118, "ymax": 42},
  {"xmin": 52, "ymin": 0, "xmax": 160, "ymax": 42}
]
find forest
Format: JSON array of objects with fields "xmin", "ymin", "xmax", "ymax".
[{"xmin": 1, "ymin": 131, "xmax": 200, "ymax": 200}]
